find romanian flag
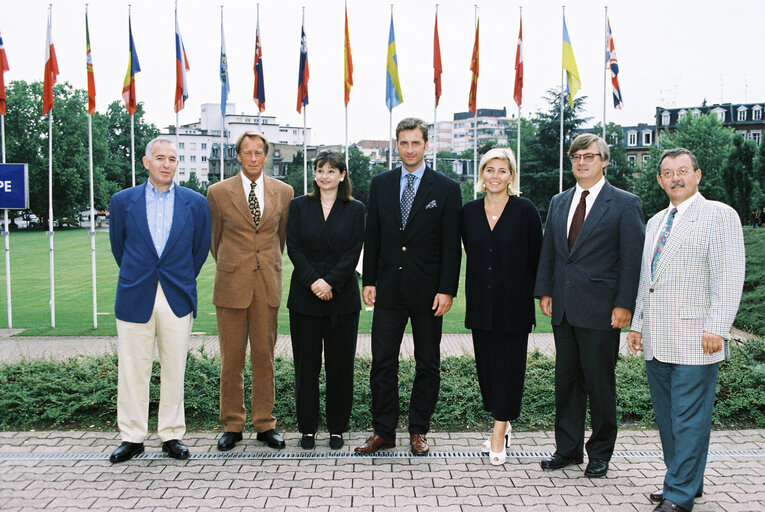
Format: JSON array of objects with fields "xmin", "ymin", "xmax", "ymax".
[
  {"xmin": 513, "ymin": 17, "xmax": 523, "ymax": 108},
  {"xmin": 344, "ymin": 7, "xmax": 353, "ymax": 107},
  {"xmin": 174, "ymin": 12, "xmax": 190, "ymax": 113},
  {"xmin": 0, "ymin": 31, "xmax": 9, "ymax": 116},
  {"xmin": 562, "ymin": 15, "xmax": 580, "ymax": 109},
  {"xmin": 296, "ymin": 16, "xmax": 309, "ymax": 113},
  {"xmin": 606, "ymin": 19, "xmax": 623, "ymax": 110},
  {"xmin": 43, "ymin": 13, "xmax": 59, "ymax": 116},
  {"xmin": 85, "ymin": 11, "xmax": 95, "ymax": 115},
  {"xmin": 433, "ymin": 13, "xmax": 442, "ymax": 107},
  {"xmin": 253, "ymin": 13, "xmax": 265, "ymax": 112},
  {"xmin": 122, "ymin": 15, "xmax": 141, "ymax": 116},
  {"xmin": 468, "ymin": 20, "xmax": 479, "ymax": 114},
  {"xmin": 385, "ymin": 14, "xmax": 402, "ymax": 111}
]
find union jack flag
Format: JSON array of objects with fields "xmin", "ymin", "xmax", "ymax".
[{"xmin": 606, "ymin": 19, "xmax": 623, "ymax": 110}]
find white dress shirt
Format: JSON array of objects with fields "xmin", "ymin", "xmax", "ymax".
[{"xmin": 566, "ymin": 176, "xmax": 606, "ymax": 236}]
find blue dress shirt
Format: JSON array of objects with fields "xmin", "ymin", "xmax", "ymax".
[
  {"xmin": 145, "ymin": 182, "xmax": 175, "ymax": 257},
  {"xmin": 399, "ymin": 163, "xmax": 426, "ymax": 200}
]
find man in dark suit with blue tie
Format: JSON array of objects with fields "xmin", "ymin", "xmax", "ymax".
[
  {"xmin": 534, "ymin": 133, "xmax": 644, "ymax": 477},
  {"xmin": 355, "ymin": 118, "xmax": 462, "ymax": 455},
  {"xmin": 108, "ymin": 137, "xmax": 211, "ymax": 463}
]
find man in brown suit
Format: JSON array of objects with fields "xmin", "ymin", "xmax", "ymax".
[{"xmin": 207, "ymin": 130, "xmax": 294, "ymax": 450}]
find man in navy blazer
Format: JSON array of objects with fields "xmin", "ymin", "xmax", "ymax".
[
  {"xmin": 108, "ymin": 137, "xmax": 211, "ymax": 463},
  {"xmin": 534, "ymin": 133, "xmax": 644, "ymax": 478},
  {"xmin": 355, "ymin": 118, "xmax": 462, "ymax": 455}
]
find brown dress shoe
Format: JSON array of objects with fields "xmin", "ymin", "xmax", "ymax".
[
  {"xmin": 653, "ymin": 498, "xmax": 690, "ymax": 512},
  {"xmin": 410, "ymin": 434, "xmax": 429, "ymax": 455},
  {"xmin": 354, "ymin": 434, "xmax": 395, "ymax": 454},
  {"xmin": 650, "ymin": 491, "xmax": 702, "ymax": 503}
]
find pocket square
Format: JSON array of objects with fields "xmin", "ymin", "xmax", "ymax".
[{"xmin": 426, "ymin": 200, "xmax": 437, "ymax": 209}]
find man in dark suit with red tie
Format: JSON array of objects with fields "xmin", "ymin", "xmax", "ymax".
[
  {"xmin": 355, "ymin": 117, "xmax": 462, "ymax": 455},
  {"xmin": 534, "ymin": 133, "xmax": 644, "ymax": 478}
]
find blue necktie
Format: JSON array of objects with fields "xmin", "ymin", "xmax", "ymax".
[
  {"xmin": 651, "ymin": 207, "xmax": 677, "ymax": 279},
  {"xmin": 401, "ymin": 173, "xmax": 416, "ymax": 228}
]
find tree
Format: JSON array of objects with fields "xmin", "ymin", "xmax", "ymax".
[
  {"xmin": 285, "ymin": 150, "xmax": 309, "ymax": 195},
  {"xmin": 103, "ymin": 100, "xmax": 159, "ymax": 191},
  {"xmin": 180, "ymin": 172, "xmax": 206, "ymax": 195},
  {"xmin": 723, "ymin": 134, "xmax": 756, "ymax": 221},
  {"xmin": 591, "ymin": 121, "xmax": 631, "ymax": 192},
  {"xmin": 347, "ymin": 146, "xmax": 372, "ymax": 204},
  {"xmin": 632, "ymin": 113, "xmax": 733, "ymax": 219}
]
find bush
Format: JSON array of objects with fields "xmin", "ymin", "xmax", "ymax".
[{"xmin": 1, "ymin": 341, "xmax": 763, "ymax": 431}]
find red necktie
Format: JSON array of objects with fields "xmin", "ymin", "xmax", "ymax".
[{"xmin": 568, "ymin": 190, "xmax": 589, "ymax": 252}]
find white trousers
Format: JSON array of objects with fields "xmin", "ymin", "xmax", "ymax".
[{"xmin": 116, "ymin": 283, "xmax": 192, "ymax": 443}]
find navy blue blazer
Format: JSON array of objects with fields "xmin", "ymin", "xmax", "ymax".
[
  {"xmin": 109, "ymin": 182, "xmax": 211, "ymax": 323},
  {"xmin": 362, "ymin": 166, "xmax": 462, "ymax": 312},
  {"xmin": 533, "ymin": 180, "xmax": 644, "ymax": 331}
]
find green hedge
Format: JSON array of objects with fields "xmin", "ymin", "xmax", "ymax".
[
  {"xmin": 736, "ymin": 227, "xmax": 765, "ymax": 336},
  {"xmin": 1, "ymin": 341, "xmax": 763, "ymax": 432}
]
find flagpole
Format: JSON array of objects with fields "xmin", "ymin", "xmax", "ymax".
[
  {"xmin": 432, "ymin": 4, "xmax": 438, "ymax": 172},
  {"xmin": 257, "ymin": 4, "xmax": 262, "ymax": 132},
  {"xmin": 388, "ymin": 4, "xmax": 393, "ymax": 171},
  {"xmin": 220, "ymin": 5, "xmax": 225, "ymax": 182},
  {"xmin": 175, "ymin": 1, "xmax": 180, "ymax": 153},
  {"xmin": 1, "ymin": 111, "xmax": 11, "ymax": 328},
  {"xmin": 517, "ymin": 6, "xmax": 522, "ymax": 189},
  {"xmin": 473, "ymin": 5, "xmax": 478, "ymax": 200},
  {"xmin": 602, "ymin": 6, "xmax": 608, "ymax": 141},
  {"xmin": 344, "ymin": 1, "xmax": 349, "ymax": 170},
  {"xmin": 46, "ymin": 5, "xmax": 56, "ymax": 328},
  {"xmin": 559, "ymin": 6, "xmax": 565, "ymax": 195},
  {"xmin": 302, "ymin": 6, "xmax": 308, "ymax": 195}
]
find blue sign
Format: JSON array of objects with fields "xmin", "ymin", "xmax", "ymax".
[{"xmin": 0, "ymin": 164, "xmax": 29, "ymax": 210}]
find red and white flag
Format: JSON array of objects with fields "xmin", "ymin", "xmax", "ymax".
[
  {"xmin": 43, "ymin": 13, "xmax": 59, "ymax": 115},
  {"xmin": 433, "ymin": 12, "xmax": 442, "ymax": 106},
  {"xmin": 513, "ymin": 17, "xmax": 523, "ymax": 107},
  {"xmin": 0, "ymin": 31, "xmax": 10, "ymax": 116}
]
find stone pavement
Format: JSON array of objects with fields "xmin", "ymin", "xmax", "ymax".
[{"xmin": 2, "ymin": 430, "xmax": 764, "ymax": 511}]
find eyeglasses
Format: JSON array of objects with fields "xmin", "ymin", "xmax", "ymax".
[
  {"xmin": 569, "ymin": 153, "xmax": 600, "ymax": 163},
  {"xmin": 660, "ymin": 168, "xmax": 694, "ymax": 179}
]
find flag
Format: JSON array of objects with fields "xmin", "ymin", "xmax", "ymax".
[
  {"xmin": 296, "ymin": 16, "xmax": 309, "ymax": 113},
  {"xmin": 433, "ymin": 13, "xmax": 442, "ymax": 107},
  {"xmin": 606, "ymin": 19, "xmax": 623, "ymax": 110},
  {"xmin": 513, "ymin": 17, "xmax": 523, "ymax": 107},
  {"xmin": 43, "ymin": 14, "xmax": 59, "ymax": 116},
  {"xmin": 562, "ymin": 15, "xmax": 580, "ymax": 109},
  {"xmin": 121, "ymin": 15, "xmax": 141, "ymax": 116},
  {"xmin": 220, "ymin": 17, "xmax": 229, "ymax": 117},
  {"xmin": 174, "ymin": 12, "xmax": 190, "ymax": 113},
  {"xmin": 85, "ymin": 12, "xmax": 95, "ymax": 115},
  {"xmin": 253, "ymin": 13, "xmax": 265, "ymax": 112},
  {"xmin": 385, "ymin": 14, "xmax": 403, "ymax": 111},
  {"xmin": 344, "ymin": 7, "xmax": 353, "ymax": 107},
  {"xmin": 0, "ymin": 31, "xmax": 9, "ymax": 116},
  {"xmin": 468, "ymin": 19, "xmax": 479, "ymax": 114}
]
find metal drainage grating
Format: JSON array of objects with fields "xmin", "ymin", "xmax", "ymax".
[{"xmin": 1, "ymin": 449, "xmax": 763, "ymax": 461}]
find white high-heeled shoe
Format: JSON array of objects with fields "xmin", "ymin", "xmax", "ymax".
[
  {"xmin": 481, "ymin": 423, "xmax": 512, "ymax": 453},
  {"xmin": 488, "ymin": 424, "xmax": 512, "ymax": 465}
]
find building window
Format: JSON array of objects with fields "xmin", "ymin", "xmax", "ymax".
[
  {"xmin": 628, "ymin": 155, "xmax": 637, "ymax": 166},
  {"xmin": 202, "ymin": 156, "xmax": 207, "ymax": 162},
  {"xmin": 609, "ymin": 133, "xmax": 618, "ymax": 145},
  {"xmin": 712, "ymin": 108, "xmax": 725, "ymax": 122},
  {"xmin": 678, "ymin": 109, "xmax": 688, "ymax": 119},
  {"xmin": 753, "ymin": 106, "xmax": 763, "ymax": 121},
  {"xmin": 661, "ymin": 111, "xmax": 670, "ymax": 125},
  {"xmin": 178, "ymin": 142, "xmax": 185, "ymax": 149},
  {"xmin": 642, "ymin": 131, "xmax": 653, "ymax": 146},
  {"xmin": 201, "ymin": 143, "xmax": 207, "ymax": 150},
  {"xmin": 752, "ymin": 130, "xmax": 762, "ymax": 145},
  {"xmin": 190, "ymin": 155, "xmax": 196, "ymax": 162},
  {"xmin": 737, "ymin": 107, "xmax": 748, "ymax": 121},
  {"xmin": 627, "ymin": 131, "xmax": 637, "ymax": 146},
  {"xmin": 189, "ymin": 143, "xmax": 197, "ymax": 150},
  {"xmin": 692, "ymin": 109, "xmax": 702, "ymax": 118},
  {"xmin": 642, "ymin": 154, "xmax": 650, "ymax": 165},
  {"xmin": 179, "ymin": 155, "xmax": 185, "ymax": 162}
]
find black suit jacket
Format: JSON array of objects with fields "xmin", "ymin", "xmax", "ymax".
[
  {"xmin": 362, "ymin": 166, "xmax": 462, "ymax": 313},
  {"xmin": 460, "ymin": 196, "xmax": 542, "ymax": 333},
  {"xmin": 533, "ymin": 180, "xmax": 645, "ymax": 330},
  {"xmin": 286, "ymin": 195, "xmax": 365, "ymax": 316}
]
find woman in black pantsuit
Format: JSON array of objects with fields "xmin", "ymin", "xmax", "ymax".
[
  {"xmin": 460, "ymin": 148, "xmax": 543, "ymax": 465},
  {"xmin": 286, "ymin": 151, "xmax": 365, "ymax": 450}
]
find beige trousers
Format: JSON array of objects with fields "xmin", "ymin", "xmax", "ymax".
[{"xmin": 116, "ymin": 284, "xmax": 192, "ymax": 443}]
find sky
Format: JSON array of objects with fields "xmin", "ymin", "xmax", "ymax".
[{"xmin": 2, "ymin": 0, "xmax": 765, "ymax": 146}]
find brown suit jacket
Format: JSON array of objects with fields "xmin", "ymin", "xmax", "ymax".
[{"xmin": 208, "ymin": 173, "xmax": 294, "ymax": 309}]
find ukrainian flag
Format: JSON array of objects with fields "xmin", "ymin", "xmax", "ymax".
[
  {"xmin": 562, "ymin": 16, "xmax": 580, "ymax": 109},
  {"xmin": 385, "ymin": 14, "xmax": 403, "ymax": 111}
]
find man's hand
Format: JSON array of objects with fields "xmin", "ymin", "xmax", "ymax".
[
  {"xmin": 611, "ymin": 307, "xmax": 632, "ymax": 329},
  {"xmin": 432, "ymin": 293, "xmax": 453, "ymax": 317},
  {"xmin": 362, "ymin": 286, "xmax": 376, "ymax": 306},
  {"xmin": 626, "ymin": 330, "xmax": 643, "ymax": 355},
  {"xmin": 539, "ymin": 296, "xmax": 552, "ymax": 317},
  {"xmin": 310, "ymin": 279, "xmax": 333, "ymax": 301},
  {"xmin": 702, "ymin": 331, "xmax": 723, "ymax": 355}
]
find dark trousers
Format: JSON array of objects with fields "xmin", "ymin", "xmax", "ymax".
[
  {"xmin": 370, "ymin": 306, "xmax": 443, "ymax": 439},
  {"xmin": 552, "ymin": 316, "xmax": 620, "ymax": 461},
  {"xmin": 472, "ymin": 330, "xmax": 529, "ymax": 421},
  {"xmin": 289, "ymin": 310, "xmax": 359, "ymax": 435},
  {"xmin": 647, "ymin": 358, "xmax": 718, "ymax": 512}
]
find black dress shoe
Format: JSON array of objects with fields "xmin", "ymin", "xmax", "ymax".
[
  {"xmin": 109, "ymin": 442, "xmax": 144, "ymax": 463},
  {"xmin": 653, "ymin": 498, "xmax": 690, "ymax": 512},
  {"xmin": 256, "ymin": 429, "xmax": 285, "ymax": 449},
  {"xmin": 649, "ymin": 490, "xmax": 703, "ymax": 503},
  {"xmin": 162, "ymin": 439, "xmax": 190, "ymax": 460},
  {"xmin": 217, "ymin": 431, "xmax": 243, "ymax": 451},
  {"xmin": 540, "ymin": 453, "xmax": 583, "ymax": 470},
  {"xmin": 329, "ymin": 434, "xmax": 344, "ymax": 450},
  {"xmin": 584, "ymin": 458, "xmax": 608, "ymax": 478},
  {"xmin": 299, "ymin": 433, "xmax": 315, "ymax": 449}
]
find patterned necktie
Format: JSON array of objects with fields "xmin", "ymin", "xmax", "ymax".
[
  {"xmin": 248, "ymin": 182, "xmax": 261, "ymax": 226},
  {"xmin": 401, "ymin": 173, "xmax": 416, "ymax": 228},
  {"xmin": 567, "ymin": 190, "xmax": 589, "ymax": 252},
  {"xmin": 651, "ymin": 207, "xmax": 677, "ymax": 279}
]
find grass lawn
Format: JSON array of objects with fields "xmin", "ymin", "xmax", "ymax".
[{"xmin": 0, "ymin": 228, "xmax": 553, "ymax": 336}]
